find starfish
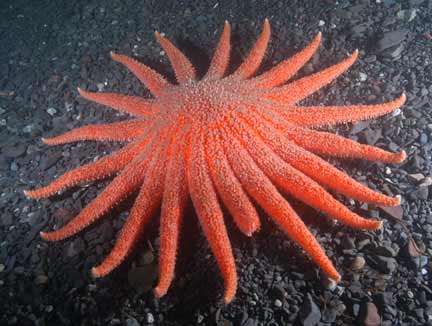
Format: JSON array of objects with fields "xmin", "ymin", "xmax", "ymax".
[{"xmin": 25, "ymin": 20, "xmax": 406, "ymax": 303}]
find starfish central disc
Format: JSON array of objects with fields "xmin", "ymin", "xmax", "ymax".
[{"xmin": 159, "ymin": 79, "xmax": 243, "ymax": 125}]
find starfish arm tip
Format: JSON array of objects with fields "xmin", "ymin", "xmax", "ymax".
[
  {"xmin": 393, "ymin": 195, "xmax": 402, "ymax": 206},
  {"xmin": 364, "ymin": 219, "xmax": 384, "ymax": 231},
  {"xmin": 90, "ymin": 267, "xmax": 102, "ymax": 278},
  {"xmin": 40, "ymin": 231, "xmax": 52, "ymax": 241},
  {"xmin": 154, "ymin": 31, "xmax": 162, "ymax": 38},
  {"xmin": 395, "ymin": 150, "xmax": 407, "ymax": 163},
  {"xmin": 223, "ymin": 294, "xmax": 235, "ymax": 304},
  {"xmin": 153, "ymin": 286, "xmax": 166, "ymax": 299},
  {"xmin": 248, "ymin": 221, "xmax": 261, "ymax": 236},
  {"xmin": 23, "ymin": 189, "xmax": 38, "ymax": 199},
  {"xmin": 110, "ymin": 51, "xmax": 122, "ymax": 61},
  {"xmin": 376, "ymin": 220, "xmax": 384, "ymax": 230},
  {"xmin": 332, "ymin": 274, "xmax": 342, "ymax": 283},
  {"xmin": 41, "ymin": 137, "xmax": 54, "ymax": 145},
  {"xmin": 243, "ymin": 227, "xmax": 256, "ymax": 237},
  {"xmin": 77, "ymin": 87, "xmax": 85, "ymax": 96}
]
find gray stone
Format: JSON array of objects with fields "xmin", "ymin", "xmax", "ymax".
[
  {"xmin": 376, "ymin": 29, "xmax": 409, "ymax": 52},
  {"xmin": 299, "ymin": 294, "xmax": 321, "ymax": 326}
]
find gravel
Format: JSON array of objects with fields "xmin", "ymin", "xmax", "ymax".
[{"xmin": 1, "ymin": 0, "xmax": 432, "ymax": 325}]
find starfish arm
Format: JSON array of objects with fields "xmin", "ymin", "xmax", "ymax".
[
  {"xmin": 42, "ymin": 120, "xmax": 151, "ymax": 145},
  {"xmin": 187, "ymin": 129, "xmax": 237, "ymax": 304},
  {"xmin": 24, "ymin": 131, "xmax": 155, "ymax": 199},
  {"xmin": 206, "ymin": 129, "xmax": 260, "ymax": 236},
  {"xmin": 274, "ymin": 93, "xmax": 406, "ymax": 128},
  {"xmin": 261, "ymin": 50, "xmax": 358, "ymax": 105},
  {"xmin": 218, "ymin": 128, "xmax": 340, "ymax": 281},
  {"xmin": 290, "ymin": 126, "xmax": 405, "ymax": 163},
  {"xmin": 39, "ymin": 140, "xmax": 156, "ymax": 242},
  {"xmin": 248, "ymin": 32, "xmax": 322, "ymax": 88},
  {"xmin": 155, "ymin": 32, "xmax": 197, "ymax": 84},
  {"xmin": 231, "ymin": 116, "xmax": 382, "ymax": 230},
  {"xmin": 204, "ymin": 21, "xmax": 231, "ymax": 80},
  {"xmin": 244, "ymin": 111, "xmax": 399, "ymax": 206},
  {"xmin": 260, "ymin": 109, "xmax": 406, "ymax": 163},
  {"xmin": 154, "ymin": 129, "xmax": 190, "ymax": 298},
  {"xmin": 231, "ymin": 19, "xmax": 271, "ymax": 79},
  {"xmin": 110, "ymin": 52, "xmax": 170, "ymax": 96},
  {"xmin": 91, "ymin": 137, "xmax": 170, "ymax": 277},
  {"xmin": 244, "ymin": 107, "xmax": 399, "ymax": 205},
  {"xmin": 78, "ymin": 88, "xmax": 159, "ymax": 116}
]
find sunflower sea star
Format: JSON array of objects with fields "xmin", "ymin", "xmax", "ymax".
[{"xmin": 25, "ymin": 20, "xmax": 406, "ymax": 303}]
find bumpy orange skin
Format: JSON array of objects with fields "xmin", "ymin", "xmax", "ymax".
[{"xmin": 25, "ymin": 20, "xmax": 406, "ymax": 303}]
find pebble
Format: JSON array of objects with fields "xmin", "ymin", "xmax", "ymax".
[
  {"xmin": 374, "ymin": 245, "xmax": 397, "ymax": 257},
  {"xmin": 3, "ymin": 144, "xmax": 26, "ymax": 158},
  {"xmin": 46, "ymin": 107, "xmax": 57, "ymax": 116},
  {"xmin": 35, "ymin": 274, "xmax": 49, "ymax": 285},
  {"xmin": 420, "ymin": 177, "xmax": 432, "ymax": 187},
  {"xmin": 128, "ymin": 265, "xmax": 158, "ymax": 293},
  {"xmin": 126, "ymin": 317, "xmax": 141, "ymax": 326},
  {"xmin": 376, "ymin": 29, "xmax": 409, "ymax": 52},
  {"xmin": 65, "ymin": 102, "xmax": 74, "ymax": 111},
  {"xmin": 0, "ymin": 212, "xmax": 13, "ymax": 226},
  {"xmin": 321, "ymin": 308, "xmax": 337, "ymax": 323},
  {"xmin": 45, "ymin": 305, "xmax": 54, "ymax": 313},
  {"xmin": 410, "ymin": 186, "xmax": 429, "ymax": 200},
  {"xmin": 65, "ymin": 238, "xmax": 86, "ymax": 257},
  {"xmin": 146, "ymin": 313, "xmax": 154, "ymax": 324},
  {"xmin": 420, "ymin": 133, "xmax": 428, "ymax": 144},
  {"xmin": 368, "ymin": 255, "xmax": 397, "ymax": 274},
  {"xmin": 141, "ymin": 250, "xmax": 154, "ymax": 265},
  {"xmin": 197, "ymin": 314, "xmax": 204, "ymax": 323},
  {"xmin": 351, "ymin": 256, "xmax": 366, "ymax": 271},
  {"xmin": 379, "ymin": 205, "xmax": 403, "ymax": 220},
  {"xmin": 274, "ymin": 299, "xmax": 283, "ymax": 308},
  {"xmin": 408, "ymin": 173, "xmax": 425, "ymax": 183},
  {"xmin": 360, "ymin": 302, "xmax": 381, "ymax": 326},
  {"xmin": 96, "ymin": 83, "xmax": 105, "ymax": 91},
  {"xmin": 299, "ymin": 294, "xmax": 321, "ymax": 326}
]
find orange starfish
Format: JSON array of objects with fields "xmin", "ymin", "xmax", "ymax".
[{"xmin": 25, "ymin": 20, "xmax": 406, "ymax": 303}]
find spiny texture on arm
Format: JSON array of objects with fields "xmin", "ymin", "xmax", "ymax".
[
  {"xmin": 206, "ymin": 129, "xmax": 260, "ymax": 236},
  {"xmin": 91, "ymin": 134, "xmax": 171, "ymax": 277},
  {"xmin": 218, "ymin": 128, "xmax": 341, "ymax": 281},
  {"xmin": 204, "ymin": 21, "xmax": 231, "ymax": 80},
  {"xmin": 187, "ymin": 129, "xmax": 237, "ymax": 303},
  {"xmin": 25, "ymin": 19, "xmax": 406, "ymax": 303},
  {"xmin": 154, "ymin": 128, "xmax": 190, "ymax": 298}
]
